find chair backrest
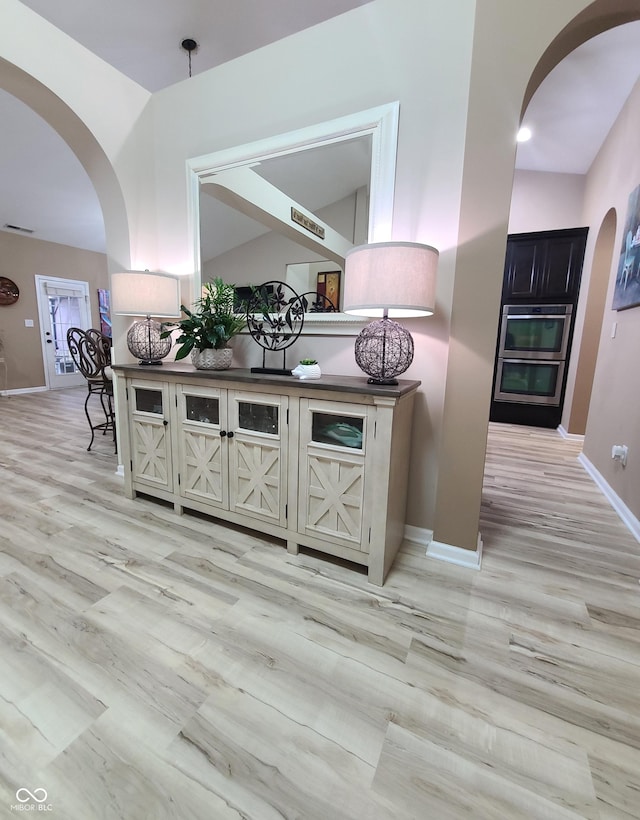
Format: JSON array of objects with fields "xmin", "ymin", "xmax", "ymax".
[
  {"xmin": 67, "ymin": 327, "xmax": 109, "ymax": 380},
  {"xmin": 85, "ymin": 328, "xmax": 112, "ymax": 366}
]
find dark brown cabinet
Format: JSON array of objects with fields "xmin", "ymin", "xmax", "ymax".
[
  {"xmin": 492, "ymin": 226, "xmax": 588, "ymax": 428},
  {"xmin": 502, "ymin": 227, "xmax": 587, "ymax": 303}
]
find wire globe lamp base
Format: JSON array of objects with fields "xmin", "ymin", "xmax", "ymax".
[
  {"xmin": 354, "ymin": 317, "xmax": 414, "ymax": 385},
  {"xmin": 127, "ymin": 318, "xmax": 172, "ymax": 366}
]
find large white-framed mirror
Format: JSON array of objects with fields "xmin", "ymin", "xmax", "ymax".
[{"xmin": 186, "ymin": 102, "xmax": 399, "ymax": 335}]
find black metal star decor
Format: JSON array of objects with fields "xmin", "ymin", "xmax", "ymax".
[{"xmin": 245, "ymin": 281, "xmax": 306, "ymax": 375}]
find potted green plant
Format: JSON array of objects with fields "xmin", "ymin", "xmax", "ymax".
[
  {"xmin": 161, "ymin": 278, "xmax": 246, "ymax": 370},
  {"xmin": 292, "ymin": 358, "xmax": 321, "ymax": 380}
]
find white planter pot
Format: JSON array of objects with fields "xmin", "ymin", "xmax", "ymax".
[
  {"xmin": 291, "ymin": 363, "xmax": 322, "ymax": 380},
  {"xmin": 191, "ymin": 347, "xmax": 233, "ymax": 370}
]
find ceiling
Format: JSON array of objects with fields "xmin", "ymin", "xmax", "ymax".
[
  {"xmin": 1, "ymin": 5, "xmax": 640, "ymax": 256},
  {"xmin": 19, "ymin": 0, "xmax": 374, "ymax": 93},
  {"xmin": 516, "ymin": 20, "xmax": 640, "ymax": 174}
]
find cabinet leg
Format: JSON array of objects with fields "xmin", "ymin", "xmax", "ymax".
[
  {"xmin": 287, "ymin": 540, "xmax": 300, "ymax": 555},
  {"xmin": 367, "ymin": 564, "xmax": 384, "ymax": 586},
  {"xmin": 174, "ymin": 502, "xmax": 184, "ymax": 515}
]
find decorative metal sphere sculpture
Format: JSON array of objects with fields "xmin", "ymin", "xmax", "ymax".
[
  {"xmin": 354, "ymin": 317, "xmax": 414, "ymax": 384},
  {"xmin": 126, "ymin": 317, "xmax": 172, "ymax": 366}
]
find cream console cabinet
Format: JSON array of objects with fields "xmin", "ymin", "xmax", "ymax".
[{"xmin": 114, "ymin": 364, "xmax": 420, "ymax": 585}]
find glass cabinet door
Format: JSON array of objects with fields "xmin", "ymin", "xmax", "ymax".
[
  {"xmin": 128, "ymin": 380, "xmax": 172, "ymax": 492},
  {"xmin": 185, "ymin": 394, "xmax": 220, "ymax": 426},
  {"xmin": 298, "ymin": 398, "xmax": 371, "ymax": 551},
  {"xmin": 176, "ymin": 385, "xmax": 227, "ymax": 508},
  {"xmin": 237, "ymin": 401, "xmax": 279, "ymax": 435},
  {"xmin": 311, "ymin": 412, "xmax": 364, "ymax": 450},
  {"xmin": 228, "ymin": 391, "xmax": 287, "ymax": 526},
  {"xmin": 134, "ymin": 387, "xmax": 164, "ymax": 415}
]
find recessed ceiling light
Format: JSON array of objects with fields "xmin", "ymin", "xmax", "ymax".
[{"xmin": 517, "ymin": 126, "xmax": 532, "ymax": 143}]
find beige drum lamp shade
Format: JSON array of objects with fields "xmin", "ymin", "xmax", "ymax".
[{"xmin": 343, "ymin": 241, "xmax": 438, "ymax": 318}]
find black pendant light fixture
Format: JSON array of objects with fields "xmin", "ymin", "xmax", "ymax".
[{"xmin": 181, "ymin": 38, "xmax": 198, "ymax": 78}]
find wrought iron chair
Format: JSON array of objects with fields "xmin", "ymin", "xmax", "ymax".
[
  {"xmin": 67, "ymin": 327, "xmax": 116, "ymax": 452},
  {"xmin": 86, "ymin": 328, "xmax": 113, "ymax": 366}
]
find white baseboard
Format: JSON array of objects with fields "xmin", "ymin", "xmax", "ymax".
[
  {"xmin": 578, "ymin": 452, "xmax": 640, "ymax": 543},
  {"xmin": 404, "ymin": 524, "xmax": 433, "ymax": 550},
  {"xmin": 404, "ymin": 525, "xmax": 483, "ymax": 570},
  {"xmin": 557, "ymin": 425, "xmax": 585, "ymax": 441},
  {"xmin": 0, "ymin": 385, "xmax": 47, "ymax": 397}
]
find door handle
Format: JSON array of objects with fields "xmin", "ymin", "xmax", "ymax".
[
  {"xmin": 220, "ymin": 430, "xmax": 227, "ymax": 437},
  {"xmin": 163, "ymin": 419, "xmax": 168, "ymax": 426},
  {"xmin": 46, "ymin": 339, "xmax": 53, "ymax": 344},
  {"xmin": 227, "ymin": 431, "xmax": 234, "ymax": 439}
]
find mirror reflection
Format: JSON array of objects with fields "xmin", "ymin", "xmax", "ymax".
[{"xmin": 199, "ymin": 134, "xmax": 372, "ymax": 312}]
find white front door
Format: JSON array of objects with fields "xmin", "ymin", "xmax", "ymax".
[{"xmin": 35, "ymin": 275, "xmax": 92, "ymax": 389}]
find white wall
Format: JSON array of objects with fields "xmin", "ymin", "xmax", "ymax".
[
  {"xmin": 509, "ymin": 170, "xmax": 586, "ymax": 233},
  {"xmin": 148, "ymin": 0, "xmax": 477, "ymax": 534}
]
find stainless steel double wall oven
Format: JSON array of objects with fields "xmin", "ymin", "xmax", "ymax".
[
  {"xmin": 490, "ymin": 227, "xmax": 587, "ymax": 428},
  {"xmin": 493, "ymin": 304, "xmax": 573, "ymax": 406}
]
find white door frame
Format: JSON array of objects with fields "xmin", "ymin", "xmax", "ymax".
[{"xmin": 35, "ymin": 275, "xmax": 92, "ymax": 389}]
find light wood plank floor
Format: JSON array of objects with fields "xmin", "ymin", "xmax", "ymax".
[{"xmin": 0, "ymin": 389, "xmax": 638, "ymax": 819}]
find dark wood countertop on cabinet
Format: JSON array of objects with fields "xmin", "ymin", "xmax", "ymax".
[{"xmin": 112, "ymin": 362, "xmax": 421, "ymax": 400}]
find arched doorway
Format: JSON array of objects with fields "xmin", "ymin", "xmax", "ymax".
[
  {"xmin": 434, "ymin": 1, "xmax": 640, "ymax": 559},
  {"xmin": 0, "ymin": 55, "xmax": 133, "ymax": 392},
  {"xmin": 480, "ymin": 4, "xmax": 640, "ymax": 551},
  {"xmin": 0, "ymin": 56, "xmax": 130, "ymax": 261}
]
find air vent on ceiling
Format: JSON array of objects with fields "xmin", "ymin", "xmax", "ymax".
[{"xmin": 4, "ymin": 223, "xmax": 34, "ymax": 234}]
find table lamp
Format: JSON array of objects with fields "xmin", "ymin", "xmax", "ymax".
[
  {"xmin": 111, "ymin": 271, "xmax": 181, "ymax": 365},
  {"xmin": 343, "ymin": 241, "xmax": 438, "ymax": 384}
]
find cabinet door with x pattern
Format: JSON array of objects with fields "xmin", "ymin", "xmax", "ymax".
[
  {"xmin": 297, "ymin": 399, "xmax": 373, "ymax": 552},
  {"xmin": 128, "ymin": 379, "xmax": 173, "ymax": 495},
  {"xmin": 227, "ymin": 391, "xmax": 288, "ymax": 527},
  {"xmin": 175, "ymin": 383, "xmax": 228, "ymax": 509}
]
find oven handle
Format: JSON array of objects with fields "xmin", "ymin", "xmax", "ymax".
[
  {"xmin": 498, "ymin": 357, "xmax": 565, "ymax": 364},
  {"xmin": 504, "ymin": 314, "xmax": 568, "ymax": 321}
]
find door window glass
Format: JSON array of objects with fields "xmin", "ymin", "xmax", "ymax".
[
  {"xmin": 48, "ymin": 294, "xmax": 83, "ymax": 375},
  {"xmin": 135, "ymin": 388, "xmax": 163, "ymax": 414},
  {"xmin": 186, "ymin": 395, "xmax": 220, "ymax": 425},
  {"xmin": 238, "ymin": 402, "xmax": 279, "ymax": 435},
  {"xmin": 311, "ymin": 413, "xmax": 364, "ymax": 449}
]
